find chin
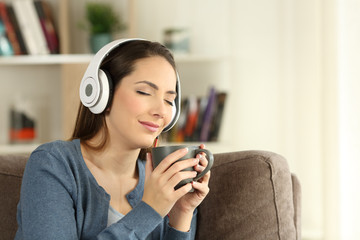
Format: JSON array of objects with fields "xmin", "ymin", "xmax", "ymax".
[
  {"xmin": 135, "ymin": 130, "xmax": 161, "ymax": 149},
  {"xmin": 138, "ymin": 137, "xmax": 156, "ymax": 149}
]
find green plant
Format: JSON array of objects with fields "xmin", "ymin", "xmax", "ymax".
[{"xmin": 82, "ymin": 2, "xmax": 126, "ymax": 34}]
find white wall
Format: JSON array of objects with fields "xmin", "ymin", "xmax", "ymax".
[
  {"xmin": 133, "ymin": 0, "xmax": 229, "ymax": 56},
  {"xmin": 321, "ymin": 0, "xmax": 341, "ymax": 239},
  {"xmin": 338, "ymin": 0, "xmax": 360, "ymax": 239},
  {"xmin": 228, "ymin": 1, "xmax": 325, "ymax": 238},
  {"xmin": 228, "ymin": 0, "xmax": 282, "ymax": 152}
]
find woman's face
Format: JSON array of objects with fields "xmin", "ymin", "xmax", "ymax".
[{"xmin": 106, "ymin": 56, "xmax": 177, "ymax": 149}]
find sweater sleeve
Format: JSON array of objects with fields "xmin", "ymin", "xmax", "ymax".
[{"xmin": 163, "ymin": 209, "xmax": 197, "ymax": 240}]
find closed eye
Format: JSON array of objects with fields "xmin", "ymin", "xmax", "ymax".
[
  {"xmin": 165, "ymin": 100, "xmax": 174, "ymax": 106},
  {"xmin": 136, "ymin": 90, "xmax": 150, "ymax": 96}
]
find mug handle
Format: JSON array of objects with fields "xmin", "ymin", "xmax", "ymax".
[{"xmin": 193, "ymin": 149, "xmax": 214, "ymax": 181}]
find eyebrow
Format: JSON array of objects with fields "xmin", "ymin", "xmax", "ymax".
[{"xmin": 135, "ymin": 80, "xmax": 177, "ymax": 96}]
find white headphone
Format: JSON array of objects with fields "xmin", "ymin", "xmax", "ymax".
[{"xmin": 79, "ymin": 38, "xmax": 181, "ymax": 132}]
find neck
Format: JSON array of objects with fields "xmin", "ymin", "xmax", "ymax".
[{"xmin": 81, "ymin": 136, "xmax": 140, "ymax": 178}]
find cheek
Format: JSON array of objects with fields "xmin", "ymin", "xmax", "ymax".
[
  {"xmin": 118, "ymin": 93, "xmax": 144, "ymax": 115},
  {"xmin": 109, "ymin": 88, "xmax": 144, "ymax": 123}
]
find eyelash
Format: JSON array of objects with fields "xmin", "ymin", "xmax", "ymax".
[
  {"xmin": 166, "ymin": 100, "xmax": 174, "ymax": 106},
  {"xmin": 137, "ymin": 91, "xmax": 174, "ymax": 106},
  {"xmin": 136, "ymin": 90, "xmax": 150, "ymax": 96}
]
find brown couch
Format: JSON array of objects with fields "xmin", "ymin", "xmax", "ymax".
[{"xmin": 0, "ymin": 150, "xmax": 301, "ymax": 240}]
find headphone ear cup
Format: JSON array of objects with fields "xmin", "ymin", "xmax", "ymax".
[
  {"xmin": 79, "ymin": 76, "xmax": 99, "ymax": 108},
  {"xmin": 87, "ymin": 69, "xmax": 113, "ymax": 114},
  {"xmin": 101, "ymin": 69, "xmax": 114, "ymax": 109}
]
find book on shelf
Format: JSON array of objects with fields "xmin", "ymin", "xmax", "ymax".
[
  {"xmin": 208, "ymin": 92, "xmax": 227, "ymax": 142},
  {"xmin": 0, "ymin": 2, "xmax": 22, "ymax": 55},
  {"xmin": 6, "ymin": 4, "xmax": 28, "ymax": 54},
  {"xmin": 12, "ymin": 0, "xmax": 50, "ymax": 55},
  {"xmin": 0, "ymin": 0, "xmax": 59, "ymax": 56},
  {"xmin": 163, "ymin": 87, "xmax": 227, "ymax": 143},
  {"xmin": 0, "ymin": 18, "xmax": 14, "ymax": 55},
  {"xmin": 199, "ymin": 87, "xmax": 216, "ymax": 142},
  {"xmin": 34, "ymin": 0, "xmax": 59, "ymax": 54}
]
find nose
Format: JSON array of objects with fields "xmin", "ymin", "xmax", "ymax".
[{"xmin": 150, "ymin": 97, "xmax": 167, "ymax": 119}]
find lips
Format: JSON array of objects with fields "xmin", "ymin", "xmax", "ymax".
[{"xmin": 139, "ymin": 121, "xmax": 160, "ymax": 133}]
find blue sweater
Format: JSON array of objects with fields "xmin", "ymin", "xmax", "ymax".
[{"xmin": 15, "ymin": 139, "xmax": 197, "ymax": 239}]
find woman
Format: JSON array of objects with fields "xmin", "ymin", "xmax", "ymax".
[{"xmin": 15, "ymin": 39, "xmax": 210, "ymax": 239}]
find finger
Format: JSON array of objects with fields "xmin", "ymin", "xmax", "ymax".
[
  {"xmin": 201, "ymin": 171, "xmax": 211, "ymax": 185},
  {"xmin": 174, "ymin": 182, "xmax": 193, "ymax": 198},
  {"xmin": 194, "ymin": 163, "xmax": 205, "ymax": 172},
  {"xmin": 192, "ymin": 180, "xmax": 210, "ymax": 196},
  {"xmin": 153, "ymin": 148, "xmax": 189, "ymax": 173},
  {"xmin": 145, "ymin": 152, "xmax": 154, "ymax": 182},
  {"xmin": 197, "ymin": 154, "xmax": 208, "ymax": 167},
  {"xmin": 164, "ymin": 157, "xmax": 199, "ymax": 180},
  {"xmin": 167, "ymin": 170, "xmax": 197, "ymax": 190},
  {"xmin": 193, "ymin": 153, "xmax": 208, "ymax": 173},
  {"xmin": 198, "ymin": 145, "xmax": 208, "ymax": 162},
  {"xmin": 197, "ymin": 170, "xmax": 211, "ymax": 184}
]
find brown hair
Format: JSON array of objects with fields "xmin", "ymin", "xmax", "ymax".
[{"xmin": 71, "ymin": 40, "xmax": 176, "ymax": 159}]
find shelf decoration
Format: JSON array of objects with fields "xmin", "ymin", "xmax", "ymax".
[
  {"xmin": 163, "ymin": 86, "xmax": 227, "ymax": 143},
  {"xmin": 80, "ymin": 2, "xmax": 126, "ymax": 53},
  {"xmin": 9, "ymin": 95, "xmax": 37, "ymax": 144},
  {"xmin": 163, "ymin": 27, "xmax": 190, "ymax": 54}
]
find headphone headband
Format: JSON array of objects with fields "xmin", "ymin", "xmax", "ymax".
[
  {"xmin": 83, "ymin": 38, "xmax": 144, "ymax": 88},
  {"xmin": 80, "ymin": 39, "xmax": 145, "ymax": 110}
]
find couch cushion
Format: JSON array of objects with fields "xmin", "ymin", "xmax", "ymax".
[
  {"xmin": 0, "ymin": 154, "xmax": 29, "ymax": 240},
  {"xmin": 196, "ymin": 150, "xmax": 297, "ymax": 240}
]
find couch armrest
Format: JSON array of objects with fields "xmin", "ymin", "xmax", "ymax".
[
  {"xmin": 195, "ymin": 150, "xmax": 299, "ymax": 240},
  {"xmin": 0, "ymin": 154, "xmax": 29, "ymax": 240}
]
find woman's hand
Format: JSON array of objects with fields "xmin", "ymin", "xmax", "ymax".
[
  {"xmin": 168, "ymin": 144, "xmax": 211, "ymax": 231},
  {"xmin": 142, "ymin": 148, "xmax": 200, "ymax": 218}
]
